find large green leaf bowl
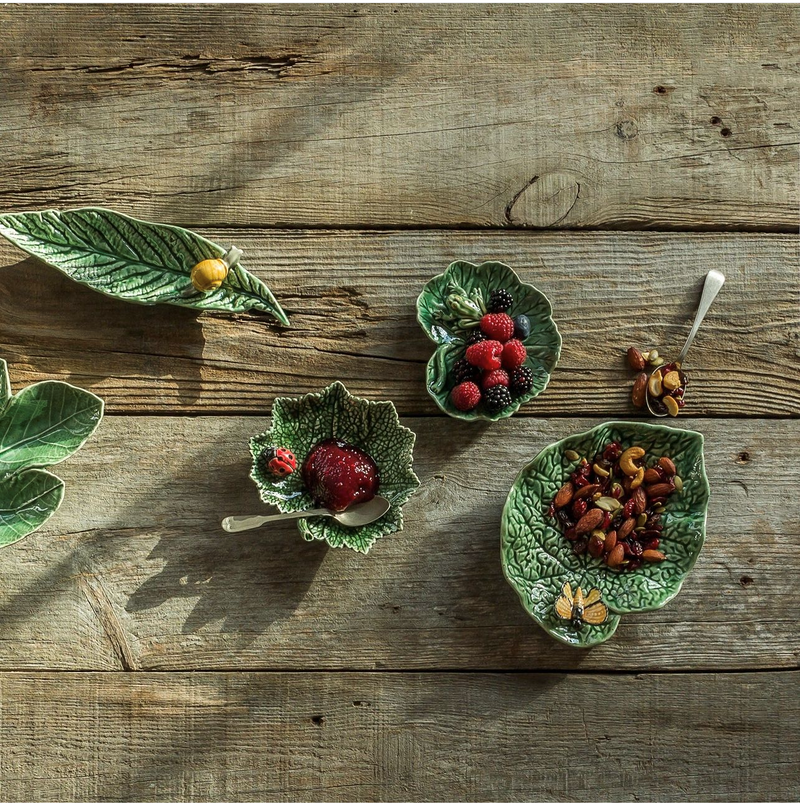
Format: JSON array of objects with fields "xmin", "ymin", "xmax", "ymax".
[
  {"xmin": 249, "ymin": 382, "xmax": 419, "ymax": 553},
  {"xmin": 416, "ymin": 261, "xmax": 561, "ymax": 421},
  {"xmin": 501, "ymin": 421, "xmax": 709, "ymax": 647}
]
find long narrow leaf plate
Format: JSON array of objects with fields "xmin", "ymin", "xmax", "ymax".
[{"xmin": 0, "ymin": 207, "xmax": 289, "ymax": 325}]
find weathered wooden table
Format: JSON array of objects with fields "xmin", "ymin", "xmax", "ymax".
[{"xmin": 1, "ymin": 5, "xmax": 798, "ymax": 801}]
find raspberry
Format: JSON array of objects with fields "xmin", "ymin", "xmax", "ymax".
[
  {"xmin": 510, "ymin": 366, "xmax": 533, "ymax": 397},
  {"xmin": 480, "ymin": 313, "xmax": 514, "ymax": 342},
  {"xmin": 487, "ymin": 288, "xmax": 513, "ymax": 313},
  {"xmin": 466, "ymin": 329, "xmax": 487, "ymax": 345},
  {"xmin": 465, "ymin": 339, "xmax": 503, "ymax": 371},
  {"xmin": 501, "ymin": 339, "xmax": 527, "ymax": 370},
  {"xmin": 481, "ymin": 369, "xmax": 510, "ymax": 390},
  {"xmin": 484, "ymin": 385, "xmax": 512, "ymax": 414},
  {"xmin": 451, "ymin": 381, "xmax": 481, "ymax": 412},
  {"xmin": 453, "ymin": 357, "xmax": 478, "ymax": 385}
]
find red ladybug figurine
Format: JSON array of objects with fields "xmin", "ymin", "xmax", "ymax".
[{"xmin": 259, "ymin": 446, "xmax": 297, "ymax": 478}]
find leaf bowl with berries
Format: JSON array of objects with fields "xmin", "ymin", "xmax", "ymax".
[
  {"xmin": 416, "ymin": 260, "xmax": 561, "ymax": 422},
  {"xmin": 501, "ymin": 421, "xmax": 709, "ymax": 647}
]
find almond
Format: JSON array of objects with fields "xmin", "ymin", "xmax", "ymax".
[
  {"xmin": 617, "ymin": 517, "xmax": 635, "ymax": 539},
  {"xmin": 588, "ymin": 533, "xmax": 605, "ymax": 558},
  {"xmin": 574, "ymin": 483, "xmax": 601, "ymax": 500},
  {"xmin": 554, "ymin": 482, "xmax": 574, "ymax": 509},
  {"xmin": 642, "ymin": 549, "xmax": 666, "ymax": 563},
  {"xmin": 627, "ymin": 347, "xmax": 646, "ymax": 372},
  {"xmin": 575, "ymin": 507, "xmax": 604, "ymax": 535},
  {"xmin": 632, "ymin": 486, "xmax": 647, "ymax": 515},
  {"xmin": 631, "ymin": 372, "xmax": 647, "ymax": 408},
  {"xmin": 604, "ymin": 530, "xmax": 617, "ymax": 552},
  {"xmin": 658, "ymin": 457, "xmax": 677, "ymax": 476},
  {"xmin": 606, "ymin": 543, "xmax": 625, "ymax": 568},
  {"xmin": 643, "ymin": 468, "xmax": 663, "ymax": 484},
  {"xmin": 646, "ymin": 482, "xmax": 674, "ymax": 499}
]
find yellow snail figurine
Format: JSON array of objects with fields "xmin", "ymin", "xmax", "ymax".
[{"xmin": 186, "ymin": 246, "xmax": 243, "ymax": 294}]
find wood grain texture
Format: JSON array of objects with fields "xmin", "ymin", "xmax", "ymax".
[
  {"xmin": 1, "ymin": 5, "xmax": 797, "ymax": 230},
  {"xmin": 1, "ymin": 230, "xmax": 797, "ymax": 416},
  {"xmin": 0, "ymin": 670, "xmax": 796, "ymax": 802},
  {"xmin": 0, "ymin": 416, "xmax": 787, "ymax": 672}
]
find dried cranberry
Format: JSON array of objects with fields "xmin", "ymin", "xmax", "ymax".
[
  {"xmin": 626, "ymin": 558, "xmax": 643, "ymax": 572},
  {"xmin": 610, "ymin": 484, "xmax": 624, "ymax": 499},
  {"xmin": 572, "ymin": 499, "xmax": 588, "ymax": 519},
  {"xmin": 622, "ymin": 498, "xmax": 636, "ymax": 517},
  {"xmin": 622, "ymin": 540, "xmax": 634, "ymax": 556},
  {"xmin": 649, "ymin": 496, "xmax": 667, "ymax": 506},
  {"xmin": 564, "ymin": 527, "xmax": 578, "ymax": 541},
  {"xmin": 643, "ymin": 537, "xmax": 660, "ymax": 550},
  {"xmin": 601, "ymin": 511, "xmax": 612, "ymax": 530},
  {"xmin": 628, "ymin": 540, "xmax": 643, "ymax": 557},
  {"xmin": 546, "ymin": 502, "xmax": 556, "ymax": 517},
  {"xmin": 603, "ymin": 442, "xmax": 622, "ymax": 461},
  {"xmin": 676, "ymin": 398, "xmax": 686, "ymax": 408},
  {"xmin": 573, "ymin": 475, "xmax": 590, "ymax": 488}
]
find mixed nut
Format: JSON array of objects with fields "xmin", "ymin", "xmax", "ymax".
[
  {"xmin": 627, "ymin": 347, "xmax": 688, "ymax": 416},
  {"xmin": 547, "ymin": 442, "xmax": 682, "ymax": 571}
]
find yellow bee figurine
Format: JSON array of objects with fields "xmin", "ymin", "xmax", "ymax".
[{"xmin": 555, "ymin": 582, "xmax": 608, "ymax": 629}]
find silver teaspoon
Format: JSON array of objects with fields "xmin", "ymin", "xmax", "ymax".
[
  {"xmin": 221, "ymin": 494, "xmax": 391, "ymax": 533},
  {"xmin": 647, "ymin": 269, "xmax": 726, "ymax": 417}
]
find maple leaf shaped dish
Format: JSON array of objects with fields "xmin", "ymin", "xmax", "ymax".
[
  {"xmin": 501, "ymin": 421, "xmax": 709, "ymax": 647},
  {"xmin": 249, "ymin": 382, "xmax": 419, "ymax": 553},
  {"xmin": 416, "ymin": 260, "xmax": 561, "ymax": 421}
]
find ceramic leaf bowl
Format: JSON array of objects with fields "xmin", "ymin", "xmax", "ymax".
[
  {"xmin": 249, "ymin": 382, "xmax": 419, "ymax": 553},
  {"xmin": 416, "ymin": 260, "xmax": 561, "ymax": 421},
  {"xmin": 501, "ymin": 421, "xmax": 709, "ymax": 647},
  {"xmin": 0, "ymin": 358, "xmax": 103, "ymax": 547}
]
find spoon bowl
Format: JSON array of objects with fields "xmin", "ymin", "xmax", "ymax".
[
  {"xmin": 646, "ymin": 270, "xmax": 725, "ymax": 417},
  {"xmin": 222, "ymin": 494, "xmax": 392, "ymax": 534}
]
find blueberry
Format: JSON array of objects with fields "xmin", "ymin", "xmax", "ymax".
[{"xmin": 513, "ymin": 314, "xmax": 530, "ymax": 340}]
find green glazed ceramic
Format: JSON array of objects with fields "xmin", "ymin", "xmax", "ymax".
[
  {"xmin": 416, "ymin": 260, "xmax": 561, "ymax": 421},
  {"xmin": 0, "ymin": 207, "xmax": 289, "ymax": 325},
  {"xmin": 249, "ymin": 382, "xmax": 419, "ymax": 553},
  {"xmin": 0, "ymin": 359, "xmax": 104, "ymax": 547},
  {"xmin": 501, "ymin": 421, "xmax": 709, "ymax": 647}
]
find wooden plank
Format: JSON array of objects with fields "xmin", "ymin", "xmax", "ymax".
[
  {"xmin": 0, "ymin": 670, "xmax": 795, "ymax": 801},
  {"xmin": 1, "ymin": 230, "xmax": 797, "ymax": 416},
  {"xmin": 0, "ymin": 416, "xmax": 790, "ymax": 672},
  {"xmin": 1, "ymin": 5, "xmax": 797, "ymax": 230}
]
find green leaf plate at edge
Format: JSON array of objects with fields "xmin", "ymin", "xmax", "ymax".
[
  {"xmin": 248, "ymin": 381, "xmax": 420, "ymax": 554},
  {"xmin": 501, "ymin": 421, "xmax": 709, "ymax": 647},
  {"xmin": 0, "ymin": 358, "xmax": 104, "ymax": 548},
  {"xmin": 0, "ymin": 207, "xmax": 290, "ymax": 325},
  {"xmin": 416, "ymin": 260, "xmax": 561, "ymax": 421}
]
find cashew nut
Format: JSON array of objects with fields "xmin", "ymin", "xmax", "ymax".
[
  {"xmin": 630, "ymin": 466, "xmax": 645, "ymax": 490},
  {"xmin": 619, "ymin": 446, "xmax": 645, "ymax": 476}
]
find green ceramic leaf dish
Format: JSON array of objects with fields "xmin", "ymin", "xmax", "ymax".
[
  {"xmin": 0, "ymin": 207, "xmax": 289, "ymax": 325},
  {"xmin": 501, "ymin": 421, "xmax": 709, "ymax": 647},
  {"xmin": 249, "ymin": 382, "xmax": 419, "ymax": 553},
  {"xmin": 0, "ymin": 359, "xmax": 104, "ymax": 547},
  {"xmin": 417, "ymin": 260, "xmax": 561, "ymax": 421}
]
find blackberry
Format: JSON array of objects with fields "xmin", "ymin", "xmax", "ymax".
[
  {"xmin": 488, "ymin": 288, "xmax": 514, "ymax": 313},
  {"xmin": 452, "ymin": 357, "xmax": 478, "ymax": 385},
  {"xmin": 466, "ymin": 329, "xmax": 488, "ymax": 345},
  {"xmin": 484, "ymin": 384, "xmax": 512, "ymax": 414},
  {"xmin": 510, "ymin": 366, "xmax": 534, "ymax": 397}
]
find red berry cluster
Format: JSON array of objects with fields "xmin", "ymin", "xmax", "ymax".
[
  {"xmin": 450, "ymin": 296, "xmax": 532, "ymax": 415},
  {"xmin": 547, "ymin": 442, "xmax": 678, "ymax": 572}
]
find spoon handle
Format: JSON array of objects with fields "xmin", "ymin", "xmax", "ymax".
[
  {"xmin": 221, "ymin": 508, "xmax": 332, "ymax": 533},
  {"xmin": 677, "ymin": 270, "xmax": 725, "ymax": 365}
]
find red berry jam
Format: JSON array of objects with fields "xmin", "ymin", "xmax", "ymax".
[{"xmin": 301, "ymin": 438, "xmax": 380, "ymax": 512}]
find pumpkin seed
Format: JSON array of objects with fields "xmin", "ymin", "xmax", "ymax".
[
  {"xmin": 674, "ymin": 475, "xmax": 683, "ymax": 492},
  {"xmin": 564, "ymin": 449, "xmax": 580, "ymax": 462},
  {"xmin": 636, "ymin": 513, "xmax": 648, "ymax": 528}
]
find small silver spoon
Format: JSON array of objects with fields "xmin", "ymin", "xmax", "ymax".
[
  {"xmin": 221, "ymin": 494, "xmax": 391, "ymax": 533},
  {"xmin": 647, "ymin": 269, "xmax": 726, "ymax": 417}
]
